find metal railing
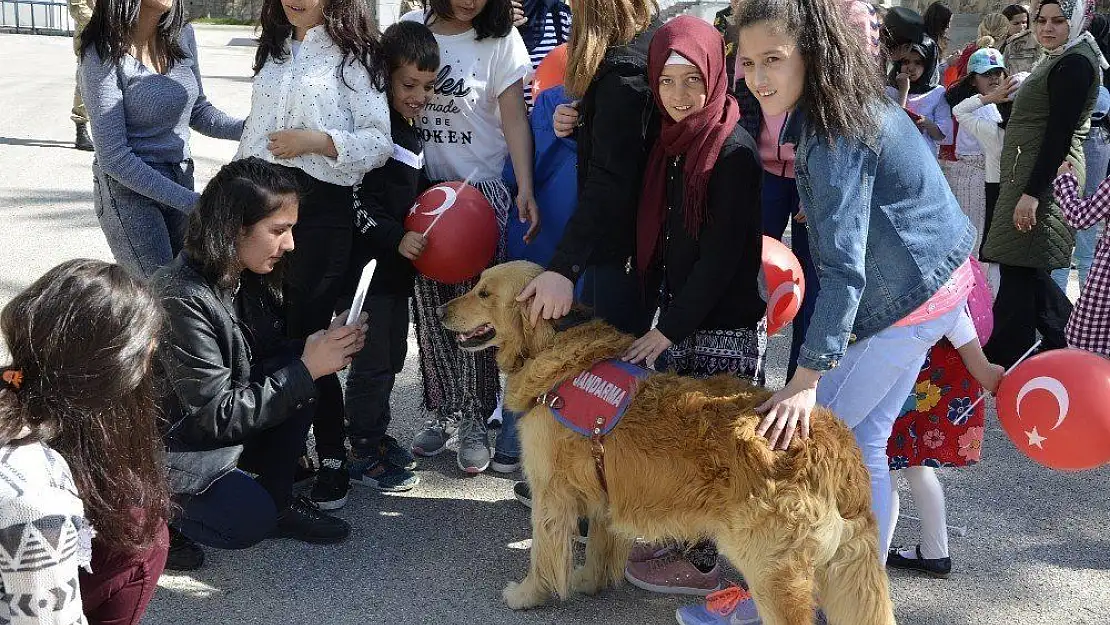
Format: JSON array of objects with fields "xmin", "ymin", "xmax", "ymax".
[{"xmin": 0, "ymin": 0, "xmax": 74, "ymax": 35}]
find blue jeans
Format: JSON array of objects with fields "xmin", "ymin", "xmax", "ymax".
[
  {"xmin": 816, "ymin": 304, "xmax": 964, "ymax": 559},
  {"xmin": 92, "ymin": 160, "xmax": 192, "ymax": 280},
  {"xmin": 1077, "ymin": 128, "xmax": 1110, "ymax": 290},
  {"xmin": 173, "ymin": 470, "xmax": 277, "ymax": 550},
  {"xmin": 762, "ymin": 172, "xmax": 820, "ymax": 378},
  {"xmin": 496, "ymin": 409, "xmax": 522, "ymax": 458},
  {"xmin": 173, "ymin": 400, "xmax": 313, "ymax": 549}
]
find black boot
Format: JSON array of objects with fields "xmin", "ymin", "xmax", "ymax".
[
  {"xmin": 166, "ymin": 526, "xmax": 205, "ymax": 571},
  {"xmin": 886, "ymin": 545, "xmax": 951, "ymax": 578},
  {"xmin": 75, "ymin": 123, "xmax": 93, "ymax": 151}
]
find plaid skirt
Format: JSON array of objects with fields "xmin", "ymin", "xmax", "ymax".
[{"xmin": 411, "ymin": 179, "xmax": 510, "ymax": 419}]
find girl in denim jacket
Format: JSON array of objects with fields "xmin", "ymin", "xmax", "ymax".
[{"xmin": 676, "ymin": 1, "xmax": 979, "ymax": 621}]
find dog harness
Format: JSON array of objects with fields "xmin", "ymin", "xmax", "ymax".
[{"xmin": 537, "ymin": 359, "xmax": 653, "ymax": 493}]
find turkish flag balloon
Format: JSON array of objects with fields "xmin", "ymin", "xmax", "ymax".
[
  {"xmin": 532, "ymin": 44, "xmax": 567, "ymax": 98},
  {"xmin": 996, "ymin": 348, "xmax": 1110, "ymax": 471},
  {"xmin": 761, "ymin": 236, "xmax": 805, "ymax": 336},
  {"xmin": 404, "ymin": 182, "xmax": 498, "ymax": 285}
]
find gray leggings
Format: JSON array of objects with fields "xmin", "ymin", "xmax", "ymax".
[{"xmin": 92, "ymin": 161, "xmax": 192, "ymax": 279}]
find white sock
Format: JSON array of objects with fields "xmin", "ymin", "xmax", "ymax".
[
  {"xmin": 904, "ymin": 466, "xmax": 949, "ymax": 559},
  {"xmin": 885, "ymin": 471, "xmax": 901, "ymax": 555}
]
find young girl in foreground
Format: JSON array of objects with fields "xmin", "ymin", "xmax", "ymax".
[
  {"xmin": 402, "ymin": 0, "xmax": 538, "ymax": 474},
  {"xmin": 677, "ymin": 0, "xmax": 975, "ymax": 620},
  {"xmin": 0, "ymin": 260, "xmax": 170, "ymax": 625}
]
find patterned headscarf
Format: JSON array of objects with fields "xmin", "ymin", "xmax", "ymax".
[{"xmin": 1037, "ymin": 0, "xmax": 1096, "ymax": 55}]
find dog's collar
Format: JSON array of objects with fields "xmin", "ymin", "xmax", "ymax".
[{"xmin": 554, "ymin": 308, "xmax": 593, "ymax": 333}]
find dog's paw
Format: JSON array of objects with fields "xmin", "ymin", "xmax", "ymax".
[
  {"xmin": 502, "ymin": 581, "xmax": 548, "ymax": 610},
  {"xmin": 571, "ymin": 566, "xmax": 606, "ymax": 596}
]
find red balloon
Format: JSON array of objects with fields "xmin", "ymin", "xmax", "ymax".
[
  {"xmin": 761, "ymin": 236, "xmax": 805, "ymax": 336},
  {"xmin": 532, "ymin": 44, "xmax": 567, "ymax": 98},
  {"xmin": 404, "ymin": 182, "xmax": 498, "ymax": 285},
  {"xmin": 995, "ymin": 348, "xmax": 1110, "ymax": 471}
]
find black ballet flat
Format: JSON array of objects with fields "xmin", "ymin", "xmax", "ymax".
[{"xmin": 886, "ymin": 544, "xmax": 952, "ymax": 579}]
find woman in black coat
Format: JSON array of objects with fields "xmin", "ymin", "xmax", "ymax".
[{"xmin": 153, "ymin": 158, "xmax": 366, "ymax": 564}]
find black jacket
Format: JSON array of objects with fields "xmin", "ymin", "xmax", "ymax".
[
  {"xmin": 547, "ymin": 18, "xmax": 662, "ymax": 280},
  {"xmin": 153, "ymin": 255, "xmax": 316, "ymax": 493},
  {"xmin": 351, "ymin": 109, "xmax": 427, "ymax": 297},
  {"xmin": 652, "ymin": 126, "xmax": 765, "ymax": 344}
]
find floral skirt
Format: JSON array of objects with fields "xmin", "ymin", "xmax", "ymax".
[{"xmin": 886, "ymin": 340, "xmax": 985, "ymax": 469}]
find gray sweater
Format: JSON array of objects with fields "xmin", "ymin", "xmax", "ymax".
[{"xmin": 79, "ymin": 25, "xmax": 244, "ymax": 212}]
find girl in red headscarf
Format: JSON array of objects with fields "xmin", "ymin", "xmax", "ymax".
[{"xmin": 621, "ymin": 14, "xmax": 766, "ymax": 597}]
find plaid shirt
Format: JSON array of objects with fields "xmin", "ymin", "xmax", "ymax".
[{"xmin": 1055, "ymin": 172, "xmax": 1110, "ymax": 356}]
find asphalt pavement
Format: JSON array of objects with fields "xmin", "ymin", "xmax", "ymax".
[{"xmin": 1, "ymin": 18, "xmax": 1108, "ymax": 625}]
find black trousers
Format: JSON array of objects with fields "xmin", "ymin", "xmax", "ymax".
[
  {"xmin": 982, "ymin": 182, "xmax": 1000, "ymax": 258},
  {"xmin": 984, "ymin": 264, "xmax": 1073, "ymax": 368},
  {"xmin": 279, "ymin": 166, "xmax": 353, "ymax": 462},
  {"xmin": 345, "ymin": 294, "xmax": 409, "ymax": 457},
  {"xmin": 236, "ymin": 402, "xmax": 315, "ymax": 511},
  {"xmin": 578, "ymin": 262, "xmax": 655, "ymax": 336}
]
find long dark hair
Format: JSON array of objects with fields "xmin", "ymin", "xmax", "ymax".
[
  {"xmin": 183, "ymin": 158, "xmax": 301, "ymax": 292},
  {"xmin": 0, "ymin": 260, "xmax": 170, "ymax": 553},
  {"xmin": 736, "ymin": 0, "xmax": 884, "ymax": 142},
  {"xmin": 79, "ymin": 0, "xmax": 186, "ymax": 66},
  {"xmin": 427, "ymin": 0, "xmax": 513, "ymax": 40},
  {"xmin": 922, "ymin": 1, "xmax": 953, "ymax": 42},
  {"xmin": 254, "ymin": 0, "xmax": 387, "ymax": 91},
  {"xmin": 1003, "ymin": 3, "xmax": 1030, "ymax": 23}
]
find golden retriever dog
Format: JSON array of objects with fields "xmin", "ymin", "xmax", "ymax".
[{"xmin": 440, "ymin": 261, "xmax": 895, "ymax": 625}]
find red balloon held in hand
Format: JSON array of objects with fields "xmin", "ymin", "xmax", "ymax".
[
  {"xmin": 404, "ymin": 182, "xmax": 498, "ymax": 285},
  {"xmin": 995, "ymin": 348, "xmax": 1110, "ymax": 471},
  {"xmin": 532, "ymin": 44, "xmax": 567, "ymax": 98},
  {"xmin": 761, "ymin": 236, "xmax": 805, "ymax": 336}
]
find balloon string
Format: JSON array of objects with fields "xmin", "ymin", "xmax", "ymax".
[
  {"xmin": 955, "ymin": 338, "xmax": 1043, "ymax": 423},
  {"xmin": 423, "ymin": 167, "xmax": 481, "ymax": 238}
]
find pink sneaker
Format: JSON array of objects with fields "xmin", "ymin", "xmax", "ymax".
[
  {"xmin": 628, "ymin": 542, "xmax": 674, "ymax": 563},
  {"xmin": 624, "ymin": 550, "xmax": 724, "ymax": 596}
]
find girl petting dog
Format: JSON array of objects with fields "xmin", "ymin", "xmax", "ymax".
[
  {"xmin": 620, "ymin": 15, "xmax": 766, "ymax": 599},
  {"xmin": 674, "ymin": 0, "xmax": 977, "ymax": 620}
]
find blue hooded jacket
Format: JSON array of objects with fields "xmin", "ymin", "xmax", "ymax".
[{"xmin": 504, "ymin": 85, "xmax": 578, "ymax": 266}]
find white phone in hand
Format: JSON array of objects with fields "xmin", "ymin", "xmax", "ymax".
[{"xmin": 346, "ymin": 259, "xmax": 377, "ymax": 326}]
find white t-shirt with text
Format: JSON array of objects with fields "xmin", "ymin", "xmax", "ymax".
[{"xmin": 401, "ymin": 10, "xmax": 531, "ymax": 182}]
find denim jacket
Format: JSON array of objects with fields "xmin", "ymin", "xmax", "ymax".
[{"xmin": 782, "ymin": 101, "xmax": 974, "ymax": 372}]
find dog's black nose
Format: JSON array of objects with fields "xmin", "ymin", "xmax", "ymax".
[{"xmin": 435, "ymin": 305, "xmax": 446, "ymax": 320}]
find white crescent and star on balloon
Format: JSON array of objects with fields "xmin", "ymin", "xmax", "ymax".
[{"xmin": 1015, "ymin": 375, "xmax": 1071, "ymax": 449}]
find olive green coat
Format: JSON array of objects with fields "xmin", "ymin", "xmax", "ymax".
[{"xmin": 982, "ymin": 39, "xmax": 1101, "ymax": 269}]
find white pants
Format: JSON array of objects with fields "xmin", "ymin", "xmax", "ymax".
[{"xmin": 816, "ymin": 304, "xmax": 966, "ymax": 558}]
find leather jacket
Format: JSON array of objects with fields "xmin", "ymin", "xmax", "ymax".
[{"xmin": 153, "ymin": 254, "xmax": 316, "ymax": 494}]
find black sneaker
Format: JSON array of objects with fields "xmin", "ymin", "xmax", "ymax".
[
  {"xmin": 513, "ymin": 481, "xmax": 532, "ymax": 508},
  {"xmin": 380, "ymin": 435, "xmax": 418, "ymax": 471},
  {"xmin": 490, "ymin": 452, "xmax": 521, "ymax": 474},
  {"xmin": 274, "ymin": 496, "xmax": 350, "ymax": 544},
  {"xmin": 166, "ymin": 526, "xmax": 204, "ymax": 571},
  {"xmin": 886, "ymin": 545, "xmax": 952, "ymax": 579},
  {"xmin": 74, "ymin": 122, "xmax": 93, "ymax": 151},
  {"xmin": 310, "ymin": 459, "xmax": 349, "ymax": 510},
  {"xmin": 349, "ymin": 454, "xmax": 419, "ymax": 492}
]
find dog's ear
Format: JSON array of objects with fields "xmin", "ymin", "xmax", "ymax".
[{"xmin": 518, "ymin": 296, "xmax": 555, "ymax": 360}]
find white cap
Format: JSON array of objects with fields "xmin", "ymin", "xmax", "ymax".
[{"xmin": 666, "ymin": 52, "xmax": 695, "ymax": 67}]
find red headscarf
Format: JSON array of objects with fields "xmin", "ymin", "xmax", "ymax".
[{"xmin": 637, "ymin": 15, "xmax": 741, "ymax": 278}]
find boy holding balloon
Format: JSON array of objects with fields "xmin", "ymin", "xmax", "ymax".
[{"xmin": 340, "ymin": 22, "xmax": 439, "ymax": 492}]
